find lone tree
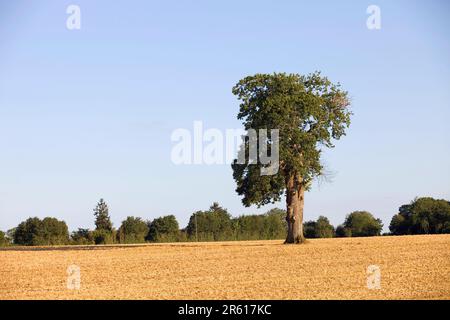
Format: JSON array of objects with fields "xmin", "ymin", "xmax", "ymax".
[
  {"xmin": 232, "ymin": 72, "xmax": 351, "ymax": 243},
  {"xmin": 94, "ymin": 198, "xmax": 113, "ymax": 231}
]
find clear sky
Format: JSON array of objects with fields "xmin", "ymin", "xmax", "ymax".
[{"xmin": 0, "ymin": 0, "xmax": 449, "ymax": 232}]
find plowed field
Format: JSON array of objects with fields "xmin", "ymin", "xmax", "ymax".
[{"xmin": 1, "ymin": 235, "xmax": 449, "ymax": 299}]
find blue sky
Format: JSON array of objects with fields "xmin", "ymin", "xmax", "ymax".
[{"xmin": 0, "ymin": 0, "xmax": 449, "ymax": 232}]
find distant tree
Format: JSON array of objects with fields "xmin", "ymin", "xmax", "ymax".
[
  {"xmin": 444, "ymin": 222, "xmax": 450, "ymax": 234},
  {"xmin": 315, "ymin": 216, "xmax": 335, "ymax": 238},
  {"xmin": 41, "ymin": 217, "xmax": 70, "ymax": 244},
  {"xmin": 94, "ymin": 198, "xmax": 113, "ymax": 232},
  {"xmin": 229, "ymin": 208, "xmax": 286, "ymax": 241},
  {"xmin": 303, "ymin": 221, "xmax": 317, "ymax": 238},
  {"xmin": 389, "ymin": 214, "xmax": 409, "ymax": 235},
  {"xmin": 13, "ymin": 217, "xmax": 69, "ymax": 246},
  {"xmin": 263, "ymin": 209, "xmax": 287, "ymax": 239},
  {"xmin": 71, "ymin": 228, "xmax": 94, "ymax": 245},
  {"xmin": 14, "ymin": 217, "xmax": 41, "ymax": 245},
  {"xmin": 231, "ymin": 72, "xmax": 352, "ymax": 243},
  {"xmin": 335, "ymin": 225, "xmax": 344, "ymax": 237},
  {"xmin": 335, "ymin": 224, "xmax": 351, "ymax": 237},
  {"xmin": 146, "ymin": 215, "xmax": 180, "ymax": 242},
  {"xmin": 389, "ymin": 197, "xmax": 450, "ymax": 235},
  {"xmin": 6, "ymin": 228, "xmax": 16, "ymax": 244},
  {"xmin": 233, "ymin": 215, "xmax": 265, "ymax": 240},
  {"xmin": 0, "ymin": 231, "xmax": 9, "ymax": 246},
  {"xmin": 343, "ymin": 211, "xmax": 382, "ymax": 237},
  {"xmin": 118, "ymin": 216, "xmax": 149, "ymax": 243},
  {"xmin": 264, "ymin": 208, "xmax": 287, "ymax": 220},
  {"xmin": 92, "ymin": 229, "xmax": 116, "ymax": 245},
  {"xmin": 186, "ymin": 203, "xmax": 233, "ymax": 241},
  {"xmin": 178, "ymin": 229, "xmax": 189, "ymax": 242},
  {"xmin": 303, "ymin": 216, "xmax": 335, "ymax": 238}
]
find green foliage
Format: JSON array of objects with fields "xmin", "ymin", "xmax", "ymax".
[
  {"xmin": 263, "ymin": 209, "xmax": 287, "ymax": 239},
  {"xmin": 177, "ymin": 230, "xmax": 189, "ymax": 242},
  {"xmin": 6, "ymin": 228, "xmax": 16, "ymax": 244},
  {"xmin": 185, "ymin": 206, "xmax": 286, "ymax": 242},
  {"xmin": 443, "ymin": 222, "xmax": 450, "ymax": 233},
  {"xmin": 264, "ymin": 208, "xmax": 287, "ymax": 217},
  {"xmin": 13, "ymin": 217, "xmax": 69, "ymax": 246},
  {"xmin": 303, "ymin": 216, "xmax": 335, "ymax": 238},
  {"xmin": 303, "ymin": 221, "xmax": 317, "ymax": 238},
  {"xmin": 118, "ymin": 216, "xmax": 149, "ymax": 243},
  {"xmin": 146, "ymin": 215, "xmax": 180, "ymax": 242},
  {"xmin": 92, "ymin": 229, "xmax": 115, "ymax": 245},
  {"xmin": 232, "ymin": 215, "xmax": 265, "ymax": 240},
  {"xmin": 233, "ymin": 209, "xmax": 286, "ymax": 240},
  {"xmin": 186, "ymin": 203, "xmax": 233, "ymax": 241},
  {"xmin": 335, "ymin": 225, "xmax": 352, "ymax": 237},
  {"xmin": 231, "ymin": 72, "xmax": 351, "ymax": 207},
  {"xmin": 389, "ymin": 214, "xmax": 408, "ymax": 235},
  {"xmin": 315, "ymin": 216, "xmax": 335, "ymax": 238},
  {"xmin": 94, "ymin": 198, "xmax": 113, "ymax": 232},
  {"xmin": 343, "ymin": 211, "xmax": 383, "ymax": 237},
  {"xmin": 389, "ymin": 197, "xmax": 450, "ymax": 235},
  {"xmin": 0, "ymin": 231, "xmax": 9, "ymax": 246},
  {"xmin": 70, "ymin": 228, "xmax": 94, "ymax": 245}
]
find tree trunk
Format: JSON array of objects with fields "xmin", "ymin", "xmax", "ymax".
[{"xmin": 285, "ymin": 174, "xmax": 306, "ymax": 244}]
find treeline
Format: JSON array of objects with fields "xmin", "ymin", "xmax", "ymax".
[
  {"xmin": 303, "ymin": 197, "xmax": 450, "ymax": 238},
  {"xmin": 389, "ymin": 197, "xmax": 450, "ymax": 235},
  {"xmin": 1, "ymin": 197, "xmax": 449, "ymax": 246},
  {"xmin": 303, "ymin": 211, "xmax": 383, "ymax": 238},
  {"xmin": 0, "ymin": 201, "xmax": 287, "ymax": 246}
]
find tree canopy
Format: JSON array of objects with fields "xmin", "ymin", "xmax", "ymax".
[
  {"xmin": 146, "ymin": 215, "xmax": 180, "ymax": 242},
  {"xmin": 304, "ymin": 216, "xmax": 335, "ymax": 238},
  {"xmin": 118, "ymin": 216, "xmax": 149, "ymax": 243},
  {"xmin": 389, "ymin": 197, "xmax": 450, "ymax": 235},
  {"xmin": 341, "ymin": 211, "xmax": 383, "ymax": 237},
  {"xmin": 186, "ymin": 203, "xmax": 233, "ymax": 241},
  {"xmin": 13, "ymin": 217, "xmax": 69, "ymax": 246}
]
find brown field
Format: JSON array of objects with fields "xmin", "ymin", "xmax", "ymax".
[{"xmin": 0, "ymin": 234, "xmax": 449, "ymax": 300}]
